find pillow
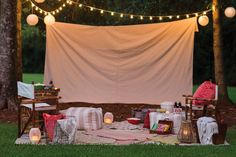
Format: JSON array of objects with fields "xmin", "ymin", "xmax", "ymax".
[
  {"xmin": 43, "ymin": 113, "xmax": 64, "ymax": 141},
  {"xmin": 60, "ymin": 107, "xmax": 103, "ymax": 131},
  {"xmin": 193, "ymin": 81, "xmax": 216, "ymax": 105}
]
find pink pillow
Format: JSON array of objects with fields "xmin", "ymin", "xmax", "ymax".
[
  {"xmin": 43, "ymin": 113, "xmax": 64, "ymax": 140},
  {"xmin": 193, "ymin": 81, "xmax": 216, "ymax": 105}
]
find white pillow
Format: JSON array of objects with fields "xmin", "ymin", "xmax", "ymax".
[{"xmin": 60, "ymin": 107, "xmax": 103, "ymax": 131}]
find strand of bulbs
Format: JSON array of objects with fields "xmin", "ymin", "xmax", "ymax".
[{"xmin": 27, "ymin": 0, "xmax": 236, "ymax": 26}]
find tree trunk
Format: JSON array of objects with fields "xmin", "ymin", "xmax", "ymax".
[
  {"xmin": 16, "ymin": 0, "xmax": 22, "ymax": 81},
  {"xmin": 212, "ymin": 0, "xmax": 230, "ymax": 103},
  {"xmin": 0, "ymin": 0, "xmax": 18, "ymax": 110}
]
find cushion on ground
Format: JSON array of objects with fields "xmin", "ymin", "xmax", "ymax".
[
  {"xmin": 60, "ymin": 107, "xmax": 103, "ymax": 131},
  {"xmin": 43, "ymin": 113, "xmax": 64, "ymax": 140}
]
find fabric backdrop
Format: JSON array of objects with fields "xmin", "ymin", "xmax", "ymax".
[{"xmin": 44, "ymin": 18, "xmax": 198, "ymax": 104}]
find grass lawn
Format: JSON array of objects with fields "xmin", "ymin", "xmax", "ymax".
[
  {"xmin": 0, "ymin": 74, "xmax": 234, "ymax": 156},
  {"xmin": 23, "ymin": 73, "xmax": 236, "ymax": 103},
  {"xmin": 0, "ymin": 123, "xmax": 236, "ymax": 157}
]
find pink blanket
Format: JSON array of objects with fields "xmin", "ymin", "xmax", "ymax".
[{"xmin": 85, "ymin": 130, "xmax": 154, "ymax": 141}]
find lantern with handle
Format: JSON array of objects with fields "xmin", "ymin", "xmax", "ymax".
[
  {"xmin": 177, "ymin": 120, "xmax": 194, "ymax": 143},
  {"xmin": 104, "ymin": 112, "xmax": 114, "ymax": 124},
  {"xmin": 29, "ymin": 128, "xmax": 41, "ymax": 144}
]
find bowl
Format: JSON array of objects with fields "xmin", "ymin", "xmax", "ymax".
[{"xmin": 127, "ymin": 118, "xmax": 141, "ymax": 125}]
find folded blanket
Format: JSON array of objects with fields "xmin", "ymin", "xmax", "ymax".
[{"xmin": 197, "ymin": 117, "xmax": 218, "ymax": 145}]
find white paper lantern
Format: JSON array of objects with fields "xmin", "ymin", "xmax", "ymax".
[
  {"xmin": 35, "ymin": 0, "xmax": 45, "ymax": 3},
  {"xmin": 104, "ymin": 112, "xmax": 114, "ymax": 124},
  {"xmin": 26, "ymin": 14, "xmax": 39, "ymax": 26},
  {"xmin": 29, "ymin": 128, "xmax": 41, "ymax": 144},
  {"xmin": 225, "ymin": 7, "xmax": 236, "ymax": 18},
  {"xmin": 198, "ymin": 15, "xmax": 209, "ymax": 26},
  {"xmin": 44, "ymin": 14, "xmax": 55, "ymax": 26}
]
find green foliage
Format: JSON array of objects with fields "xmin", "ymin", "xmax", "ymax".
[
  {"xmin": 22, "ymin": 0, "xmax": 236, "ymax": 85},
  {"xmin": 0, "ymin": 123, "xmax": 236, "ymax": 157}
]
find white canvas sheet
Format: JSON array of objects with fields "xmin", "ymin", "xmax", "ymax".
[{"xmin": 44, "ymin": 18, "xmax": 198, "ymax": 104}]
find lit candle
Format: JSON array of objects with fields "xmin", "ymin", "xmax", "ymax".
[
  {"xmin": 31, "ymin": 135, "xmax": 40, "ymax": 144},
  {"xmin": 104, "ymin": 118, "xmax": 112, "ymax": 124},
  {"xmin": 183, "ymin": 130, "xmax": 188, "ymax": 136}
]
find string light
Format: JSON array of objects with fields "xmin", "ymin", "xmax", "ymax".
[{"xmin": 27, "ymin": 0, "xmax": 212, "ymax": 23}]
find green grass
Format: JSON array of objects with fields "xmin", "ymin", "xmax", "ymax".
[
  {"xmin": 23, "ymin": 73, "xmax": 44, "ymax": 84},
  {"xmin": 23, "ymin": 73, "xmax": 236, "ymax": 103},
  {"xmin": 0, "ymin": 123, "xmax": 236, "ymax": 157}
]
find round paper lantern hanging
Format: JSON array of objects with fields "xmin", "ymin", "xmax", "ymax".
[
  {"xmin": 29, "ymin": 128, "xmax": 41, "ymax": 144},
  {"xmin": 44, "ymin": 13, "xmax": 55, "ymax": 26},
  {"xmin": 198, "ymin": 15, "xmax": 209, "ymax": 26},
  {"xmin": 225, "ymin": 7, "xmax": 236, "ymax": 18},
  {"xmin": 35, "ymin": 0, "xmax": 45, "ymax": 3},
  {"xmin": 26, "ymin": 14, "xmax": 39, "ymax": 26},
  {"xmin": 104, "ymin": 112, "xmax": 114, "ymax": 124}
]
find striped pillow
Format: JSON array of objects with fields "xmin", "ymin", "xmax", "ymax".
[{"xmin": 60, "ymin": 107, "xmax": 103, "ymax": 131}]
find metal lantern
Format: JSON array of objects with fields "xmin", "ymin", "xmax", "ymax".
[
  {"xmin": 104, "ymin": 112, "xmax": 114, "ymax": 124},
  {"xmin": 198, "ymin": 15, "xmax": 209, "ymax": 26},
  {"xmin": 44, "ymin": 13, "xmax": 55, "ymax": 26},
  {"xmin": 177, "ymin": 120, "xmax": 194, "ymax": 143},
  {"xmin": 26, "ymin": 14, "xmax": 39, "ymax": 26},
  {"xmin": 35, "ymin": 0, "xmax": 45, "ymax": 3},
  {"xmin": 29, "ymin": 128, "xmax": 41, "ymax": 144},
  {"xmin": 225, "ymin": 7, "xmax": 236, "ymax": 18}
]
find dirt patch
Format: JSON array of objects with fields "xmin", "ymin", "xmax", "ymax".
[
  {"xmin": 0, "ymin": 102, "xmax": 236, "ymax": 126},
  {"xmin": 0, "ymin": 109, "xmax": 17, "ymax": 124}
]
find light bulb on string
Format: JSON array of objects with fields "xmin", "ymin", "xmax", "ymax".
[
  {"xmin": 120, "ymin": 14, "xmax": 123, "ymax": 18},
  {"xmin": 198, "ymin": 15, "xmax": 209, "ymax": 26},
  {"xmin": 149, "ymin": 16, "xmax": 153, "ymax": 20},
  {"xmin": 59, "ymin": 7, "xmax": 62, "ymax": 10},
  {"xmin": 26, "ymin": 14, "xmax": 39, "ymax": 26},
  {"xmin": 177, "ymin": 15, "xmax": 180, "ymax": 19},
  {"xmin": 130, "ymin": 15, "xmax": 134, "ymax": 19},
  {"xmin": 140, "ymin": 16, "xmax": 143, "ymax": 20},
  {"xmin": 111, "ymin": 12, "xmax": 114, "ymax": 16},
  {"xmin": 159, "ymin": 17, "xmax": 162, "ymax": 20},
  {"xmin": 35, "ymin": 0, "xmax": 45, "ymax": 3},
  {"xmin": 79, "ymin": 4, "xmax": 82, "ymax": 7},
  {"xmin": 169, "ymin": 16, "xmax": 172, "ymax": 19},
  {"xmin": 186, "ymin": 14, "xmax": 189, "ymax": 18},
  {"xmin": 100, "ymin": 10, "xmax": 104, "ymax": 14},
  {"xmin": 63, "ymin": 4, "xmax": 66, "ymax": 7},
  {"xmin": 90, "ymin": 7, "xmax": 94, "ymax": 11},
  {"xmin": 225, "ymin": 7, "xmax": 236, "ymax": 18},
  {"xmin": 44, "ymin": 13, "xmax": 55, "ymax": 26}
]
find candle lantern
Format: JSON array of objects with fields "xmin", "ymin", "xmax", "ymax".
[
  {"xmin": 177, "ymin": 120, "xmax": 194, "ymax": 143},
  {"xmin": 29, "ymin": 128, "xmax": 41, "ymax": 144},
  {"xmin": 104, "ymin": 112, "xmax": 114, "ymax": 124}
]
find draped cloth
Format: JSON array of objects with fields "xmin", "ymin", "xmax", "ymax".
[{"xmin": 44, "ymin": 18, "xmax": 198, "ymax": 103}]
